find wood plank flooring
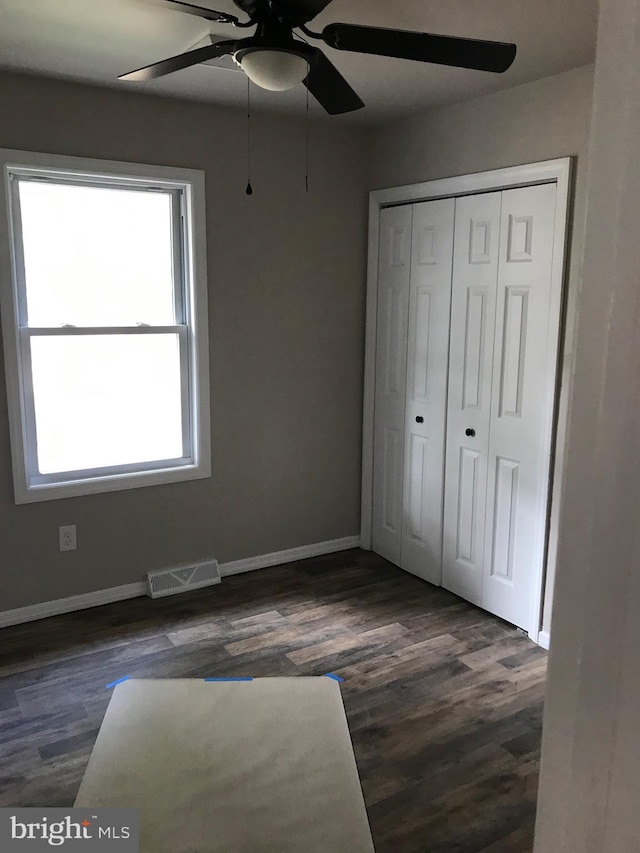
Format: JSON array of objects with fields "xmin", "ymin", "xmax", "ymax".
[{"xmin": 0, "ymin": 549, "xmax": 547, "ymax": 852}]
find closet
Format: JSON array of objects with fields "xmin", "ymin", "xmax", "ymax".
[{"xmin": 371, "ymin": 181, "xmax": 560, "ymax": 631}]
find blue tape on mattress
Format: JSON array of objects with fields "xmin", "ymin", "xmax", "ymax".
[
  {"xmin": 106, "ymin": 675, "xmax": 132, "ymax": 689},
  {"xmin": 204, "ymin": 677, "xmax": 254, "ymax": 682}
]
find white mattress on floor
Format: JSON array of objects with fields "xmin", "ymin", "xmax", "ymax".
[{"xmin": 75, "ymin": 677, "xmax": 375, "ymax": 853}]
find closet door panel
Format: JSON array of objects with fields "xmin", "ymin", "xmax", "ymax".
[
  {"xmin": 372, "ymin": 205, "xmax": 413, "ymax": 566},
  {"xmin": 442, "ymin": 192, "xmax": 502, "ymax": 605},
  {"xmin": 401, "ymin": 198, "xmax": 455, "ymax": 583},
  {"xmin": 482, "ymin": 183, "xmax": 557, "ymax": 629}
]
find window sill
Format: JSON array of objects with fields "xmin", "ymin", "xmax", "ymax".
[{"xmin": 14, "ymin": 461, "xmax": 211, "ymax": 504}]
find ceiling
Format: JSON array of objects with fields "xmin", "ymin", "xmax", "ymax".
[{"xmin": 0, "ymin": 0, "xmax": 598, "ymax": 125}]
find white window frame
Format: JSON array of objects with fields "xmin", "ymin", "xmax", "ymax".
[{"xmin": 0, "ymin": 149, "xmax": 211, "ymax": 504}]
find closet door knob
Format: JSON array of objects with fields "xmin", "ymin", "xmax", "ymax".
[
  {"xmin": 465, "ymin": 428, "xmax": 476, "ymax": 437},
  {"xmin": 416, "ymin": 416, "xmax": 424, "ymax": 423}
]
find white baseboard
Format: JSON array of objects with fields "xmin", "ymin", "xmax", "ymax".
[
  {"xmin": 538, "ymin": 630, "xmax": 551, "ymax": 650},
  {"xmin": 0, "ymin": 536, "xmax": 361, "ymax": 629},
  {"xmin": 0, "ymin": 582, "xmax": 147, "ymax": 629},
  {"xmin": 220, "ymin": 536, "xmax": 361, "ymax": 577}
]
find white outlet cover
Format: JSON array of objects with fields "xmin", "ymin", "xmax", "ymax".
[{"xmin": 59, "ymin": 524, "xmax": 77, "ymax": 551}]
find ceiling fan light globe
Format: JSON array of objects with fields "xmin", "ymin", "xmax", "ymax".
[{"xmin": 240, "ymin": 49, "xmax": 309, "ymax": 91}]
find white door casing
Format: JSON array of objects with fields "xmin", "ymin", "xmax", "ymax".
[
  {"xmin": 442, "ymin": 192, "xmax": 502, "ymax": 606},
  {"xmin": 371, "ymin": 205, "xmax": 412, "ymax": 566},
  {"xmin": 401, "ymin": 198, "xmax": 455, "ymax": 583},
  {"xmin": 482, "ymin": 183, "xmax": 557, "ymax": 629}
]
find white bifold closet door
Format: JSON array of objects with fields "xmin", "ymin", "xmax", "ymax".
[
  {"xmin": 372, "ymin": 182, "xmax": 558, "ymax": 631},
  {"xmin": 443, "ymin": 183, "xmax": 557, "ymax": 629},
  {"xmin": 482, "ymin": 183, "xmax": 557, "ymax": 629},
  {"xmin": 442, "ymin": 191, "xmax": 501, "ymax": 605},
  {"xmin": 372, "ymin": 199, "xmax": 455, "ymax": 582},
  {"xmin": 372, "ymin": 205, "xmax": 412, "ymax": 567}
]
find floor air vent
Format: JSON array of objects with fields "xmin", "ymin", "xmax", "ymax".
[{"xmin": 147, "ymin": 561, "xmax": 221, "ymax": 599}]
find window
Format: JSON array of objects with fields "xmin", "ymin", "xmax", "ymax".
[{"xmin": 0, "ymin": 150, "xmax": 210, "ymax": 503}]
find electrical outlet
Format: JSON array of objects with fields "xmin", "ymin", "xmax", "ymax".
[{"xmin": 59, "ymin": 524, "xmax": 77, "ymax": 552}]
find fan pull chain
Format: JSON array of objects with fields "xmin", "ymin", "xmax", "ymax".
[
  {"xmin": 246, "ymin": 77, "xmax": 253, "ymax": 196},
  {"xmin": 305, "ymin": 84, "xmax": 310, "ymax": 194}
]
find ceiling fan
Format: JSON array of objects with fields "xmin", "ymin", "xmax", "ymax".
[{"xmin": 120, "ymin": 0, "xmax": 517, "ymax": 115}]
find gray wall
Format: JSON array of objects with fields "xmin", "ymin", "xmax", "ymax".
[
  {"xmin": 536, "ymin": 1, "xmax": 640, "ymax": 847},
  {"xmin": 370, "ymin": 65, "xmax": 595, "ymax": 635},
  {"xmin": 0, "ymin": 72, "xmax": 369, "ymax": 612}
]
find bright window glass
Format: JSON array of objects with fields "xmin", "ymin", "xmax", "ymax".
[
  {"xmin": 18, "ymin": 180, "xmax": 176, "ymax": 327},
  {"xmin": 30, "ymin": 334, "xmax": 184, "ymax": 474}
]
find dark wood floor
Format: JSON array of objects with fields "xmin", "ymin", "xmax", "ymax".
[{"xmin": 0, "ymin": 549, "xmax": 546, "ymax": 852}]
